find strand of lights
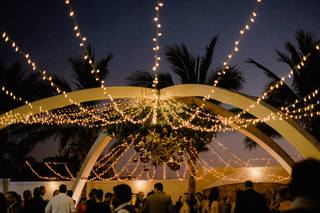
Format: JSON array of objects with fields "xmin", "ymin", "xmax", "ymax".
[
  {"xmin": 64, "ymin": 164, "xmax": 75, "ymax": 179},
  {"xmin": 94, "ymin": 145, "xmax": 126, "ymax": 171},
  {"xmin": 151, "ymin": 0, "xmax": 164, "ymax": 89},
  {"xmin": 91, "ymin": 142, "xmax": 133, "ymax": 180},
  {"xmin": 162, "ymin": 163, "xmax": 167, "ymax": 179},
  {"xmin": 63, "ymin": 0, "xmax": 157, "ymax": 127},
  {"xmin": 44, "ymin": 162, "xmax": 74, "ymax": 180},
  {"xmin": 228, "ymin": 42, "xmax": 320, "ymax": 123},
  {"xmin": 0, "ymin": 85, "xmax": 34, "ymax": 109},
  {"xmin": 0, "ymin": 30, "xmax": 110, "ymax": 127},
  {"xmin": 108, "ymin": 95, "xmax": 152, "ymax": 124},
  {"xmin": 179, "ymin": 0, "xmax": 264, "ymax": 127},
  {"xmin": 26, "ymin": 161, "xmax": 59, "ymax": 181},
  {"xmin": 63, "ymin": 0, "xmax": 109, "ymax": 94}
]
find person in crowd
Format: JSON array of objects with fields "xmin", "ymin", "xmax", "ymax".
[
  {"xmin": 53, "ymin": 190, "xmax": 59, "ymax": 197},
  {"xmin": 196, "ymin": 192, "xmax": 203, "ymax": 213},
  {"xmin": 208, "ymin": 187, "xmax": 220, "ymax": 213},
  {"xmin": 66, "ymin": 190, "xmax": 73, "ymax": 198},
  {"xmin": 77, "ymin": 197, "xmax": 87, "ymax": 213},
  {"xmin": 104, "ymin": 192, "xmax": 113, "ymax": 213},
  {"xmin": 24, "ymin": 187, "xmax": 46, "ymax": 213},
  {"xmin": 0, "ymin": 192, "xmax": 7, "ymax": 213},
  {"xmin": 134, "ymin": 191, "xmax": 144, "ymax": 212},
  {"xmin": 142, "ymin": 182, "xmax": 174, "ymax": 213},
  {"xmin": 66, "ymin": 190, "xmax": 75, "ymax": 205},
  {"xmin": 22, "ymin": 190, "xmax": 32, "ymax": 212},
  {"xmin": 45, "ymin": 184, "xmax": 75, "ymax": 213},
  {"xmin": 220, "ymin": 196, "xmax": 231, "ymax": 213},
  {"xmin": 86, "ymin": 189, "xmax": 97, "ymax": 213},
  {"xmin": 174, "ymin": 196, "xmax": 183, "ymax": 213},
  {"xmin": 179, "ymin": 193, "xmax": 191, "ymax": 213},
  {"xmin": 6, "ymin": 191, "xmax": 22, "ymax": 213},
  {"xmin": 201, "ymin": 194, "xmax": 210, "ymax": 213},
  {"xmin": 112, "ymin": 184, "xmax": 136, "ymax": 213},
  {"xmin": 234, "ymin": 180, "xmax": 268, "ymax": 213},
  {"xmin": 94, "ymin": 189, "xmax": 107, "ymax": 213},
  {"xmin": 39, "ymin": 186, "xmax": 47, "ymax": 202},
  {"xmin": 190, "ymin": 194, "xmax": 198, "ymax": 213},
  {"xmin": 283, "ymin": 158, "xmax": 320, "ymax": 213}
]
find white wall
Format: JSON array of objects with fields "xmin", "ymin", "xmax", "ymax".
[{"xmin": 0, "ymin": 180, "xmax": 74, "ymax": 201}]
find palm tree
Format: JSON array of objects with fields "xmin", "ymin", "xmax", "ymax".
[
  {"xmin": 126, "ymin": 36, "xmax": 245, "ymax": 194},
  {"xmin": 0, "ymin": 60, "xmax": 54, "ymax": 177},
  {"xmin": 243, "ymin": 30, "xmax": 320, "ymax": 149},
  {"xmin": 0, "ymin": 46, "xmax": 113, "ymax": 179}
]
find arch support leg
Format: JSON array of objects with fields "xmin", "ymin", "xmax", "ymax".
[{"xmin": 72, "ymin": 133, "xmax": 113, "ymax": 205}]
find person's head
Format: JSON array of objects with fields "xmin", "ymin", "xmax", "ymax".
[
  {"xmin": 289, "ymin": 158, "xmax": 320, "ymax": 198},
  {"xmin": 53, "ymin": 190, "xmax": 59, "ymax": 197},
  {"xmin": 59, "ymin": 184, "xmax": 67, "ymax": 193},
  {"xmin": 6, "ymin": 191, "xmax": 18, "ymax": 205},
  {"xmin": 67, "ymin": 190, "xmax": 73, "ymax": 198},
  {"xmin": 112, "ymin": 184, "xmax": 132, "ymax": 208},
  {"xmin": 183, "ymin": 193, "xmax": 190, "ymax": 202},
  {"xmin": 104, "ymin": 192, "xmax": 113, "ymax": 202},
  {"xmin": 89, "ymin": 189, "xmax": 97, "ymax": 200},
  {"xmin": 178, "ymin": 195, "xmax": 183, "ymax": 202},
  {"xmin": 244, "ymin": 180, "xmax": 254, "ymax": 189},
  {"xmin": 79, "ymin": 197, "xmax": 87, "ymax": 205},
  {"xmin": 95, "ymin": 189, "xmax": 104, "ymax": 202},
  {"xmin": 33, "ymin": 187, "xmax": 41, "ymax": 198},
  {"xmin": 196, "ymin": 192, "xmax": 202, "ymax": 201},
  {"xmin": 154, "ymin": 183, "xmax": 163, "ymax": 192},
  {"xmin": 39, "ymin": 186, "xmax": 46, "ymax": 196},
  {"xmin": 137, "ymin": 191, "xmax": 144, "ymax": 200},
  {"xmin": 23, "ymin": 190, "xmax": 32, "ymax": 201},
  {"xmin": 209, "ymin": 187, "xmax": 219, "ymax": 204}
]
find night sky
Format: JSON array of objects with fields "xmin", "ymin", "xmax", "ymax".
[{"xmin": 1, "ymin": 0, "xmax": 320, "ymax": 162}]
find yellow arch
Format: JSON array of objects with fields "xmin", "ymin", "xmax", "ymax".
[
  {"xmin": 1, "ymin": 85, "xmax": 318, "ymax": 160},
  {"xmin": 1, "ymin": 85, "xmax": 319, "ymax": 204}
]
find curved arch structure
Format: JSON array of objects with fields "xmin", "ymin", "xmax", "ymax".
[
  {"xmin": 72, "ymin": 133, "xmax": 113, "ymax": 205},
  {"xmin": 1, "ymin": 84, "xmax": 319, "ymax": 204}
]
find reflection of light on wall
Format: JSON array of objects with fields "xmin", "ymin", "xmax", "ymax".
[
  {"xmin": 249, "ymin": 168, "xmax": 262, "ymax": 179},
  {"xmin": 49, "ymin": 181, "xmax": 59, "ymax": 192},
  {"xmin": 134, "ymin": 180, "xmax": 148, "ymax": 191}
]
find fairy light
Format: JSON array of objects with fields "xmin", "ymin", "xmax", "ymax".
[
  {"xmin": 151, "ymin": 0, "xmax": 164, "ymax": 89},
  {"xmin": 44, "ymin": 162, "xmax": 74, "ymax": 180},
  {"xmin": 227, "ymin": 42, "xmax": 320, "ymax": 124},
  {"xmin": 26, "ymin": 161, "xmax": 59, "ymax": 181},
  {"xmin": 92, "ymin": 142, "xmax": 133, "ymax": 180},
  {"xmin": 180, "ymin": 0, "xmax": 264, "ymax": 128},
  {"xmin": 0, "ymin": 85, "xmax": 34, "ymax": 109},
  {"xmin": 0, "ymin": 30, "xmax": 114, "ymax": 127}
]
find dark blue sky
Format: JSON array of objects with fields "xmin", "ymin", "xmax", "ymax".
[{"xmin": 1, "ymin": 0, "xmax": 319, "ymax": 161}]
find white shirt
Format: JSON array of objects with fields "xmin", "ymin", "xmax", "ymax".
[
  {"xmin": 114, "ymin": 202, "xmax": 131, "ymax": 213},
  {"xmin": 45, "ymin": 193, "xmax": 76, "ymax": 213}
]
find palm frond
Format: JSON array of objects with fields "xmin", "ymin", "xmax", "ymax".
[
  {"xmin": 208, "ymin": 66, "xmax": 245, "ymax": 91},
  {"xmin": 165, "ymin": 44, "xmax": 196, "ymax": 83},
  {"xmin": 199, "ymin": 36, "xmax": 218, "ymax": 83}
]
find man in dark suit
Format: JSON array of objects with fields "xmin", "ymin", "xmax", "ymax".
[
  {"xmin": 283, "ymin": 159, "xmax": 320, "ymax": 213},
  {"xmin": 234, "ymin": 180, "xmax": 269, "ymax": 213},
  {"xmin": 142, "ymin": 183, "xmax": 174, "ymax": 213}
]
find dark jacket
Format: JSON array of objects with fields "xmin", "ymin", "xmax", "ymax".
[
  {"xmin": 142, "ymin": 191, "xmax": 174, "ymax": 213},
  {"xmin": 235, "ymin": 189, "xmax": 269, "ymax": 213}
]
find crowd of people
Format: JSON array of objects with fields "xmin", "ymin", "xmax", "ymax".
[{"xmin": 0, "ymin": 158, "xmax": 319, "ymax": 213}]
